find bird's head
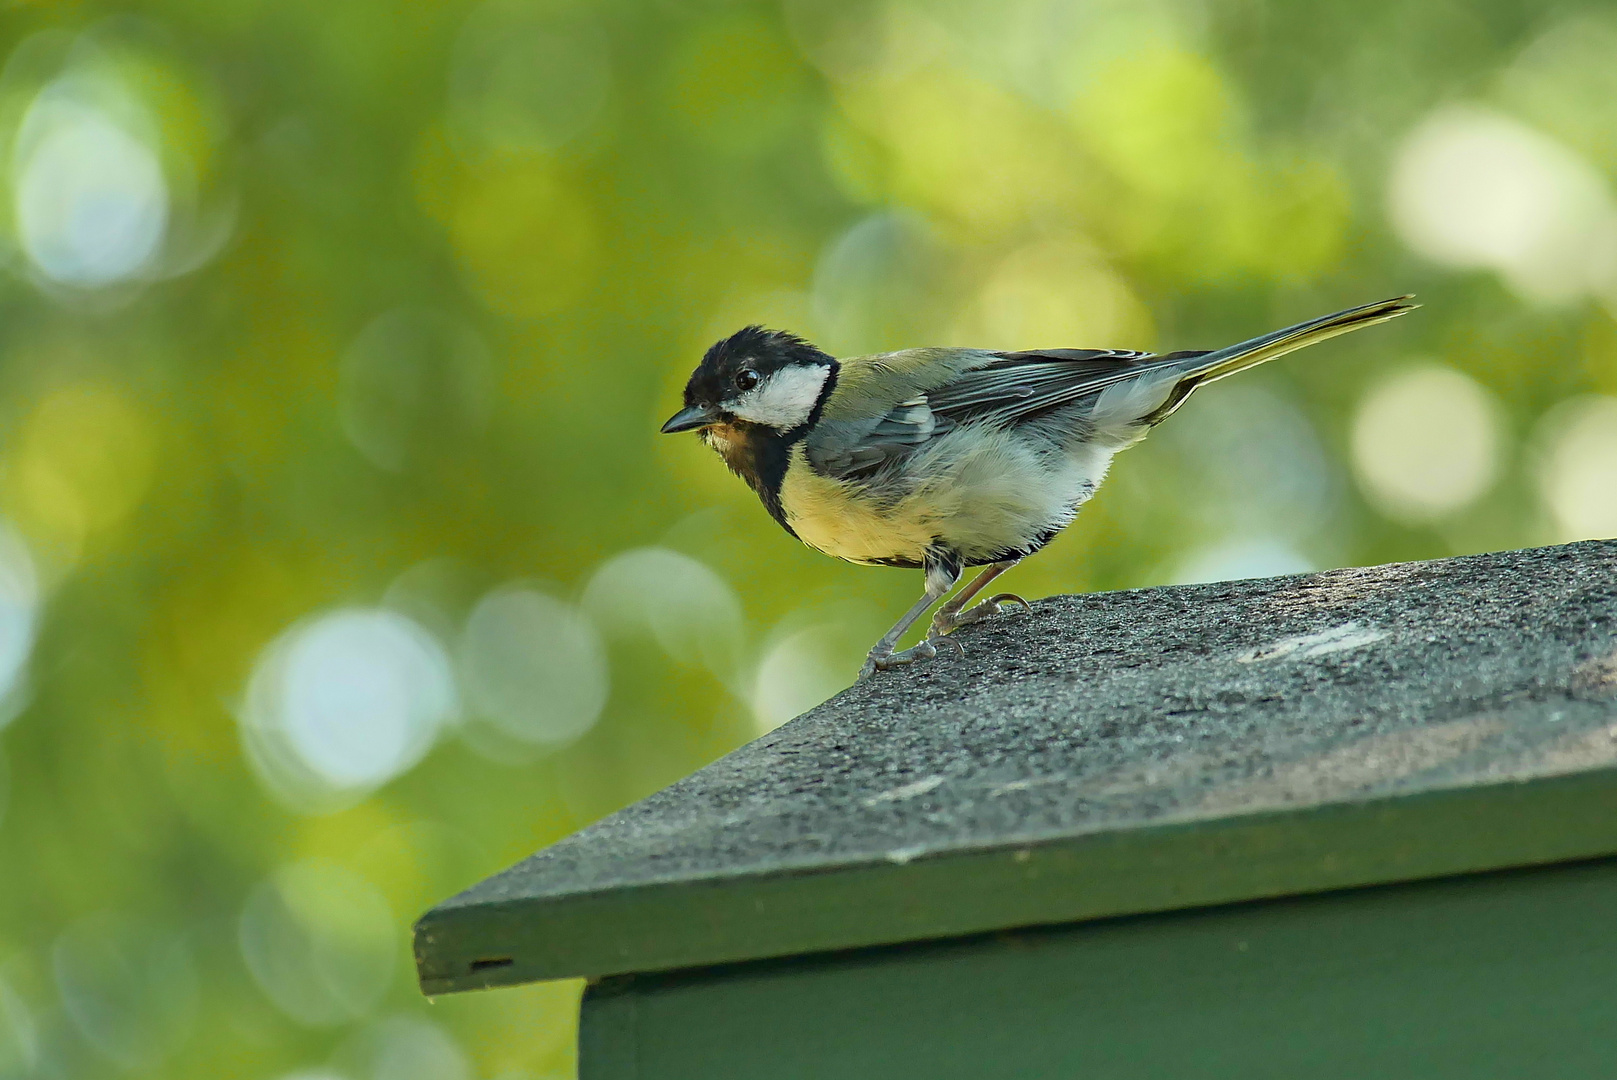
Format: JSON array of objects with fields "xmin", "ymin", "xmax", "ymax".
[{"xmin": 661, "ymin": 326, "xmax": 836, "ymax": 436}]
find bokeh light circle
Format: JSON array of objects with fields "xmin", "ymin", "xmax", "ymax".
[
  {"xmin": 1532, "ymin": 395, "xmax": 1617, "ymax": 541},
  {"xmin": 459, "ymin": 588, "xmax": 608, "ymax": 747},
  {"xmin": 1171, "ymin": 538, "xmax": 1314, "ymax": 586},
  {"xmin": 1390, "ymin": 107, "xmax": 1615, "ymax": 303},
  {"xmin": 812, "ymin": 211, "xmax": 943, "ymax": 354},
  {"xmin": 10, "ymin": 383, "xmax": 159, "ymax": 561},
  {"xmin": 13, "ymin": 79, "xmax": 168, "ymax": 287},
  {"xmin": 0, "ymin": 971, "xmax": 39, "ymax": 1075},
  {"xmin": 1162, "ymin": 383, "xmax": 1336, "ymax": 541},
  {"xmin": 0, "ymin": 521, "xmax": 40, "ymax": 727},
  {"xmin": 238, "ymin": 860, "xmax": 395, "ymax": 1028},
  {"xmin": 342, "ymin": 1015, "xmax": 473, "ymax": 1080},
  {"xmin": 240, "ymin": 608, "xmax": 457, "ymax": 808},
  {"xmin": 581, "ymin": 547, "xmax": 743, "ymax": 680},
  {"xmin": 953, "ymin": 241, "xmax": 1151, "ymax": 348},
  {"xmin": 751, "ymin": 623, "xmax": 862, "ymax": 733},
  {"xmin": 1351, "ymin": 366, "xmax": 1502, "ymax": 524},
  {"xmin": 53, "ymin": 914, "xmax": 197, "ymax": 1070}
]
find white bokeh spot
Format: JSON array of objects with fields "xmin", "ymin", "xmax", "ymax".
[
  {"xmin": 240, "ymin": 609, "xmax": 456, "ymax": 807},
  {"xmin": 13, "ymin": 81, "xmax": 168, "ymax": 287},
  {"xmin": 1171, "ymin": 538, "xmax": 1314, "ymax": 586},
  {"xmin": 1389, "ymin": 106, "xmax": 1617, "ymax": 304},
  {"xmin": 751, "ymin": 624, "xmax": 853, "ymax": 734},
  {"xmin": 1351, "ymin": 365, "xmax": 1502, "ymax": 524},
  {"xmin": 1532, "ymin": 395, "xmax": 1617, "ymax": 542},
  {"xmin": 0, "ymin": 521, "xmax": 40, "ymax": 727},
  {"xmin": 459, "ymin": 588, "xmax": 608, "ymax": 747}
]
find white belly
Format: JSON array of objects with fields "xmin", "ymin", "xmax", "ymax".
[{"xmin": 781, "ymin": 429, "xmax": 1116, "ymax": 565}]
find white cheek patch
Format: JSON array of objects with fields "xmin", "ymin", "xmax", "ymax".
[{"xmin": 729, "ymin": 364, "xmax": 832, "ymax": 429}]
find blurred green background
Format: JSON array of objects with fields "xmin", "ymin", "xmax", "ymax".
[{"xmin": 1, "ymin": 0, "xmax": 1616, "ymax": 1077}]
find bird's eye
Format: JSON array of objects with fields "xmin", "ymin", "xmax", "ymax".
[{"xmin": 734, "ymin": 368, "xmax": 760, "ymax": 392}]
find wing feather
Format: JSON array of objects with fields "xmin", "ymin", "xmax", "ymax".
[
  {"xmin": 806, "ymin": 347, "xmax": 1204, "ymax": 482},
  {"xmin": 926, "ymin": 350, "xmax": 1154, "ymax": 423}
]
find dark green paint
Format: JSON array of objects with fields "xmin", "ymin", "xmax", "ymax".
[
  {"xmin": 418, "ymin": 767, "xmax": 1617, "ymax": 992},
  {"xmin": 581, "ymin": 857, "xmax": 1617, "ymax": 1079}
]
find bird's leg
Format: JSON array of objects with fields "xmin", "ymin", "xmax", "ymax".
[
  {"xmin": 928, "ymin": 559, "xmax": 1029, "ymax": 637},
  {"xmin": 859, "ymin": 551, "xmax": 962, "ymax": 680}
]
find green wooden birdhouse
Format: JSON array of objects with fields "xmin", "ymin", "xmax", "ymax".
[{"xmin": 416, "ymin": 540, "xmax": 1617, "ymax": 1079}]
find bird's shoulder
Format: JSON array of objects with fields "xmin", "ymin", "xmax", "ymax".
[
  {"xmin": 819, "ymin": 347, "xmax": 992, "ymax": 421},
  {"xmin": 803, "ymin": 348, "xmax": 985, "ymax": 480}
]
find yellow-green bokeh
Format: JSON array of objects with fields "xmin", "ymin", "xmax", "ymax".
[{"xmin": 0, "ymin": 1, "xmax": 1615, "ymax": 1079}]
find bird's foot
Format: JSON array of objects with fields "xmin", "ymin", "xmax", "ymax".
[
  {"xmin": 929, "ymin": 593, "xmax": 1031, "ymax": 637},
  {"xmin": 858, "ymin": 636, "xmax": 964, "ymax": 680}
]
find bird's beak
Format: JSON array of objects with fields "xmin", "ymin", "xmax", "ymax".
[{"xmin": 660, "ymin": 404, "xmax": 722, "ymax": 433}]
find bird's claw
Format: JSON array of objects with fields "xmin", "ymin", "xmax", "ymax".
[
  {"xmin": 858, "ymin": 636, "xmax": 960, "ymax": 680},
  {"xmin": 985, "ymin": 592, "xmax": 1033, "ymax": 616},
  {"xmin": 929, "ymin": 593, "xmax": 1032, "ymax": 637}
]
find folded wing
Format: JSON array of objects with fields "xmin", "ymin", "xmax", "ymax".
[
  {"xmin": 807, "ymin": 348, "xmax": 1203, "ymax": 483},
  {"xmin": 803, "ymin": 296, "xmax": 1414, "ymax": 486}
]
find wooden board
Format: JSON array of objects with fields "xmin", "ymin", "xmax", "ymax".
[{"xmin": 580, "ymin": 857, "xmax": 1617, "ymax": 1079}]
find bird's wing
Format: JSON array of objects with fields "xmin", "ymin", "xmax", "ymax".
[
  {"xmin": 926, "ymin": 349, "xmax": 1160, "ymax": 425},
  {"xmin": 806, "ymin": 347, "xmax": 1206, "ymax": 483},
  {"xmin": 805, "ymin": 347, "xmax": 982, "ymax": 481}
]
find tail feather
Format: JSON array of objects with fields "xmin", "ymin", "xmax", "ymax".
[{"xmin": 1146, "ymin": 295, "xmax": 1417, "ymax": 424}]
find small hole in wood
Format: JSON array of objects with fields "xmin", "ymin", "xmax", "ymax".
[{"xmin": 469, "ymin": 957, "xmax": 514, "ymax": 973}]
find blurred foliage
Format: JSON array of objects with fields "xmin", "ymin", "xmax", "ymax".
[{"xmin": 0, "ymin": 0, "xmax": 1614, "ymax": 1078}]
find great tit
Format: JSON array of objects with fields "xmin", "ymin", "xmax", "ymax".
[{"xmin": 663, "ymin": 296, "xmax": 1415, "ymax": 679}]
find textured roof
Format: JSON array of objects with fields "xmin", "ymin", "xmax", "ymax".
[{"xmin": 416, "ymin": 540, "xmax": 1617, "ymax": 993}]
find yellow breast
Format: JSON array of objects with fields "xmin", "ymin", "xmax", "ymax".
[
  {"xmin": 778, "ymin": 445, "xmax": 936, "ymax": 565},
  {"xmin": 778, "ymin": 430, "xmax": 1090, "ymax": 566}
]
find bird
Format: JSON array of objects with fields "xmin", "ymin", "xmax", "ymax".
[{"xmin": 662, "ymin": 296, "xmax": 1416, "ymax": 680}]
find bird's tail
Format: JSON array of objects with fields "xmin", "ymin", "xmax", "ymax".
[{"xmin": 1145, "ymin": 295, "xmax": 1417, "ymax": 424}]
